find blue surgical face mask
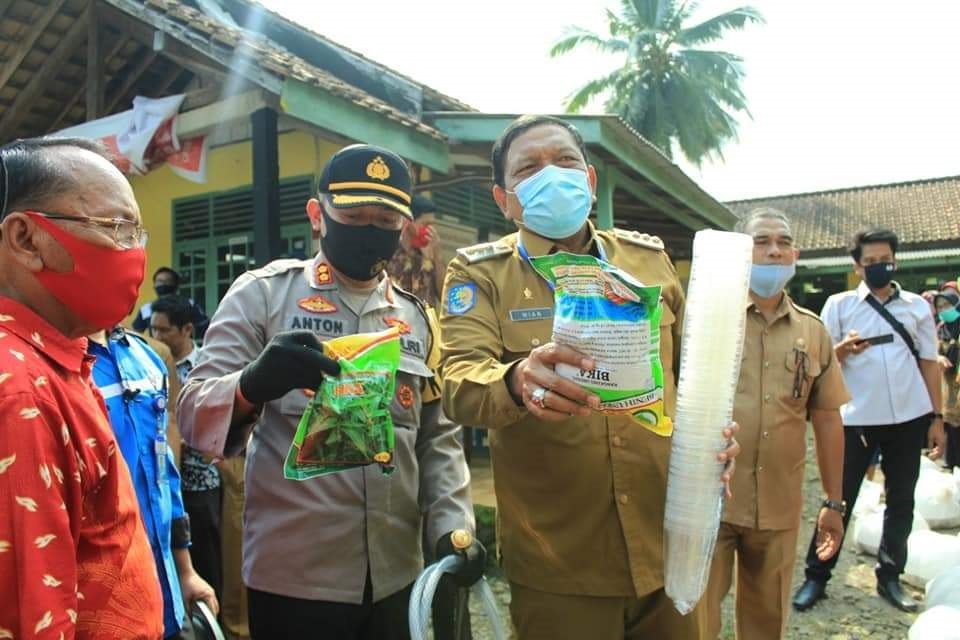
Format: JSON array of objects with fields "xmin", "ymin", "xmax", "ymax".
[
  {"xmin": 510, "ymin": 164, "xmax": 592, "ymax": 240},
  {"xmin": 750, "ymin": 263, "xmax": 796, "ymax": 298}
]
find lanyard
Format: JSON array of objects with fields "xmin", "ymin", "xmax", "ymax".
[{"xmin": 516, "ymin": 236, "xmax": 608, "ymax": 291}]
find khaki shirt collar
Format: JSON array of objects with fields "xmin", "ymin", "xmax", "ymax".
[
  {"xmin": 303, "ymin": 250, "xmax": 400, "ymax": 311},
  {"xmin": 517, "ymin": 221, "xmax": 600, "ymax": 258}
]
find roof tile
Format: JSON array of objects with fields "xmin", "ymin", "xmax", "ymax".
[{"xmin": 727, "ymin": 176, "xmax": 960, "ymax": 252}]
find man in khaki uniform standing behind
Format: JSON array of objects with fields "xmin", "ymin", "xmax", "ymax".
[
  {"xmin": 439, "ymin": 115, "xmax": 740, "ymax": 639},
  {"xmin": 704, "ymin": 208, "xmax": 848, "ymax": 639}
]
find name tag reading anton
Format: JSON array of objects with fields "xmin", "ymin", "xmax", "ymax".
[{"xmin": 509, "ymin": 308, "xmax": 553, "ymax": 322}]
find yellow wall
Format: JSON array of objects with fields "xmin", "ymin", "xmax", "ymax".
[
  {"xmin": 129, "ymin": 130, "xmax": 341, "ymax": 313},
  {"xmin": 674, "ymin": 259, "xmax": 691, "ymax": 289}
]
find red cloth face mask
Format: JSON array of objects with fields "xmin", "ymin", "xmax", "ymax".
[
  {"xmin": 28, "ymin": 213, "xmax": 146, "ymax": 329},
  {"xmin": 410, "ymin": 223, "xmax": 432, "ymax": 249}
]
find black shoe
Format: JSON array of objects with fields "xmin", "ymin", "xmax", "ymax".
[
  {"xmin": 876, "ymin": 578, "xmax": 918, "ymax": 612},
  {"xmin": 792, "ymin": 579, "xmax": 827, "ymax": 611}
]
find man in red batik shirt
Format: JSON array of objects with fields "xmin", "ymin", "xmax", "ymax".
[{"xmin": 0, "ymin": 137, "xmax": 163, "ymax": 639}]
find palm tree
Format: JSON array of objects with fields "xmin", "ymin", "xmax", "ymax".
[{"xmin": 550, "ymin": 0, "xmax": 763, "ymax": 164}]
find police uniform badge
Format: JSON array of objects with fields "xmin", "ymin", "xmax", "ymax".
[
  {"xmin": 397, "ymin": 383, "xmax": 415, "ymax": 409},
  {"xmin": 366, "ymin": 156, "xmax": 391, "ymax": 181},
  {"xmin": 384, "ymin": 316, "xmax": 412, "ymax": 335},
  {"xmin": 447, "ymin": 283, "xmax": 477, "ymax": 315},
  {"xmin": 298, "ymin": 295, "xmax": 337, "ymax": 314},
  {"xmin": 315, "ymin": 262, "xmax": 334, "ymax": 286}
]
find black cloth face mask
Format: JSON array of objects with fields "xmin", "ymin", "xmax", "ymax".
[
  {"xmin": 319, "ymin": 208, "xmax": 401, "ymax": 281},
  {"xmin": 863, "ymin": 262, "xmax": 895, "ymax": 289}
]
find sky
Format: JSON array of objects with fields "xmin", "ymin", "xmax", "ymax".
[{"xmin": 259, "ymin": 0, "xmax": 960, "ymax": 202}]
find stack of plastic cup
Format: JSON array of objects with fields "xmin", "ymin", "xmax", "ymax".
[{"xmin": 664, "ymin": 229, "xmax": 753, "ymax": 614}]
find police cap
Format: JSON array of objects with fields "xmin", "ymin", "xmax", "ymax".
[{"xmin": 317, "ymin": 144, "xmax": 412, "ymax": 219}]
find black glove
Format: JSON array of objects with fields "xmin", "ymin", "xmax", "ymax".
[
  {"xmin": 239, "ymin": 330, "xmax": 341, "ymax": 405},
  {"xmin": 436, "ymin": 530, "xmax": 486, "ymax": 588}
]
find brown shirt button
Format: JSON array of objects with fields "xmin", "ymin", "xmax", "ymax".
[
  {"xmin": 612, "ymin": 436, "xmax": 623, "ymax": 447},
  {"xmin": 531, "ymin": 338, "xmax": 541, "ymax": 347},
  {"xmin": 619, "ymin": 494, "xmax": 629, "ymax": 505}
]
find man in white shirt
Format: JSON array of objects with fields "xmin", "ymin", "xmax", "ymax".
[{"xmin": 792, "ymin": 228, "xmax": 947, "ymax": 613}]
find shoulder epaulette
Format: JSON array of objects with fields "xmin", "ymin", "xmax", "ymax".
[
  {"xmin": 456, "ymin": 241, "xmax": 513, "ymax": 264},
  {"xmin": 612, "ymin": 229, "xmax": 665, "ymax": 251},
  {"xmin": 249, "ymin": 258, "xmax": 307, "ymax": 279}
]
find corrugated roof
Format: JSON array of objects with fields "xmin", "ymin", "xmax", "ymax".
[
  {"xmin": 727, "ymin": 175, "xmax": 960, "ymax": 252},
  {"xmin": 118, "ymin": 0, "xmax": 447, "ymax": 140}
]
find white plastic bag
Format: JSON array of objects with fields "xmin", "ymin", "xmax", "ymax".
[
  {"xmin": 926, "ymin": 565, "xmax": 960, "ymax": 610},
  {"xmin": 853, "ymin": 507, "xmax": 929, "ymax": 556},
  {"xmin": 914, "ymin": 469, "xmax": 960, "ymax": 529},
  {"xmin": 903, "ymin": 531, "xmax": 960, "ymax": 588},
  {"xmin": 909, "ymin": 606, "xmax": 960, "ymax": 640},
  {"xmin": 852, "ymin": 479, "xmax": 884, "ymax": 519}
]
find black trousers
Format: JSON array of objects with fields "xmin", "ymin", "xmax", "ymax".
[
  {"xmin": 182, "ymin": 488, "xmax": 222, "ymax": 600},
  {"xmin": 804, "ymin": 415, "xmax": 929, "ymax": 584},
  {"xmin": 946, "ymin": 423, "xmax": 960, "ymax": 469},
  {"xmin": 248, "ymin": 579, "xmax": 413, "ymax": 640}
]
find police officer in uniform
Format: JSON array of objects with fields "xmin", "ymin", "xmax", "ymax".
[
  {"xmin": 703, "ymin": 208, "xmax": 848, "ymax": 639},
  {"xmin": 177, "ymin": 145, "xmax": 482, "ymax": 640},
  {"xmin": 438, "ymin": 115, "xmax": 740, "ymax": 639}
]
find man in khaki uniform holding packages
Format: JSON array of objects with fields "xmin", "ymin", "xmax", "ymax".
[
  {"xmin": 704, "ymin": 208, "xmax": 848, "ymax": 639},
  {"xmin": 439, "ymin": 115, "xmax": 740, "ymax": 639}
]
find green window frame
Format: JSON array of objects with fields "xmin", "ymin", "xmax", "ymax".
[{"xmin": 172, "ymin": 176, "xmax": 315, "ymax": 315}]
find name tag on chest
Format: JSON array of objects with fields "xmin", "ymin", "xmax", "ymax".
[
  {"xmin": 509, "ymin": 307, "xmax": 553, "ymax": 322},
  {"xmin": 401, "ymin": 336, "xmax": 425, "ymax": 358}
]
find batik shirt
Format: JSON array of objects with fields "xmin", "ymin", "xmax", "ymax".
[{"xmin": 0, "ymin": 298, "xmax": 163, "ymax": 639}]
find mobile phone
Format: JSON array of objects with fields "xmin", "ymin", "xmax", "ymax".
[{"xmin": 854, "ymin": 333, "xmax": 894, "ymax": 346}]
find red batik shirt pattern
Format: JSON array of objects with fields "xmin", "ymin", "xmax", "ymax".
[{"xmin": 0, "ymin": 298, "xmax": 163, "ymax": 639}]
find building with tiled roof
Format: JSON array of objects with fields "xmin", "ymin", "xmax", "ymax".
[
  {"xmin": 1, "ymin": 0, "xmax": 735, "ymax": 317},
  {"xmin": 727, "ymin": 176, "xmax": 960, "ymax": 310}
]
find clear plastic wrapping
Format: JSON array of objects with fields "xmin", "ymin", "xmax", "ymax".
[{"xmin": 664, "ymin": 229, "xmax": 752, "ymax": 614}]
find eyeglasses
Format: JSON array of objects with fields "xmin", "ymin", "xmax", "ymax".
[{"xmin": 26, "ymin": 210, "xmax": 148, "ymax": 249}]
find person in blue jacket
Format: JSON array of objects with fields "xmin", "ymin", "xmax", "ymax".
[{"xmin": 89, "ymin": 326, "xmax": 218, "ymax": 638}]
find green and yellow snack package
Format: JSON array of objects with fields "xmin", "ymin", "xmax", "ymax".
[
  {"xmin": 284, "ymin": 328, "xmax": 401, "ymax": 480},
  {"xmin": 530, "ymin": 253, "xmax": 671, "ymax": 436}
]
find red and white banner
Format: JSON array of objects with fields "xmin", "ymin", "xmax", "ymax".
[{"xmin": 55, "ymin": 94, "xmax": 208, "ymax": 183}]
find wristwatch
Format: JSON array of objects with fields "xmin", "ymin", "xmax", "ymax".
[
  {"xmin": 821, "ymin": 499, "xmax": 847, "ymax": 516},
  {"xmin": 932, "ymin": 412, "xmax": 944, "ymax": 420}
]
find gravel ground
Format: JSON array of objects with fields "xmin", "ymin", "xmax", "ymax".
[{"xmin": 462, "ymin": 435, "xmax": 958, "ymax": 639}]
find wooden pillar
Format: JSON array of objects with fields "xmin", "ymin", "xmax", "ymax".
[
  {"xmin": 251, "ymin": 107, "xmax": 282, "ymax": 266},
  {"xmin": 86, "ymin": 0, "xmax": 102, "ymax": 119},
  {"xmin": 594, "ymin": 159, "xmax": 615, "ymax": 230}
]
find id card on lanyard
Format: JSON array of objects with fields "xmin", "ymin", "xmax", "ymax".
[
  {"xmin": 120, "ymin": 334, "xmax": 170, "ymax": 489},
  {"xmin": 153, "ymin": 377, "xmax": 168, "ymax": 489}
]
